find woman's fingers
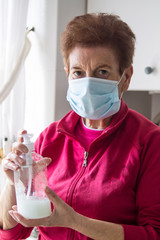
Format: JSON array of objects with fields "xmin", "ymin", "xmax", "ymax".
[
  {"xmin": 32, "ymin": 158, "xmax": 52, "ymax": 177},
  {"xmin": 17, "ymin": 129, "xmax": 27, "ymax": 143},
  {"xmin": 3, "ymin": 152, "xmax": 25, "ymax": 172},
  {"xmin": 2, "ymin": 142, "xmax": 28, "ymax": 183},
  {"xmin": 36, "ymin": 158, "xmax": 52, "ymax": 168},
  {"xmin": 43, "ymin": 157, "xmax": 52, "ymax": 166},
  {"xmin": 12, "ymin": 205, "xmax": 17, "ymax": 211},
  {"xmin": 44, "ymin": 186, "xmax": 75, "ymax": 227},
  {"xmin": 12, "ymin": 142, "xmax": 28, "ymax": 154},
  {"xmin": 9, "ymin": 210, "xmax": 51, "ymax": 227},
  {"xmin": 7, "ymin": 152, "xmax": 25, "ymax": 165},
  {"xmin": 9, "ymin": 211, "xmax": 20, "ymax": 222},
  {"xmin": 2, "ymin": 158, "xmax": 19, "ymax": 171},
  {"xmin": 45, "ymin": 186, "xmax": 61, "ymax": 206}
]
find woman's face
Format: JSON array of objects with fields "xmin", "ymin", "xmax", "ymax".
[
  {"xmin": 68, "ymin": 46, "xmax": 120, "ymax": 80},
  {"xmin": 66, "ymin": 46, "xmax": 132, "ymax": 96}
]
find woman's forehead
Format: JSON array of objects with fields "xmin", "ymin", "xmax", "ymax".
[{"xmin": 68, "ymin": 46, "xmax": 119, "ymax": 71}]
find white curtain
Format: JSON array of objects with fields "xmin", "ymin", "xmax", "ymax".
[
  {"xmin": 0, "ymin": 0, "xmax": 30, "ymax": 192},
  {"xmin": 0, "ymin": 0, "xmax": 29, "ymax": 143}
]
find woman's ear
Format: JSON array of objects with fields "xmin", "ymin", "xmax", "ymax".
[
  {"xmin": 123, "ymin": 65, "xmax": 133, "ymax": 91},
  {"xmin": 64, "ymin": 66, "xmax": 69, "ymax": 77}
]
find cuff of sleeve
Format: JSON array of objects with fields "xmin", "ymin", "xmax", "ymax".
[
  {"xmin": 0, "ymin": 223, "xmax": 32, "ymax": 240},
  {"xmin": 122, "ymin": 224, "xmax": 157, "ymax": 240}
]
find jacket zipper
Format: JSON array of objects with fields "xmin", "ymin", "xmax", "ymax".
[
  {"xmin": 67, "ymin": 151, "xmax": 88, "ymax": 240},
  {"xmin": 83, "ymin": 151, "xmax": 88, "ymax": 167}
]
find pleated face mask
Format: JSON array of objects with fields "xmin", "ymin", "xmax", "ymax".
[{"xmin": 66, "ymin": 75, "xmax": 123, "ymax": 120}]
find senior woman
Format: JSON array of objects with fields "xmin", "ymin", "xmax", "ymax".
[{"xmin": 1, "ymin": 13, "xmax": 160, "ymax": 240}]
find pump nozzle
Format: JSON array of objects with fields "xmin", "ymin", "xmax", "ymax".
[
  {"xmin": 20, "ymin": 133, "xmax": 35, "ymax": 165},
  {"xmin": 21, "ymin": 133, "xmax": 35, "ymax": 152}
]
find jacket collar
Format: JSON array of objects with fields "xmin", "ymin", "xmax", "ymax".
[{"xmin": 57, "ymin": 99, "xmax": 128, "ymax": 136}]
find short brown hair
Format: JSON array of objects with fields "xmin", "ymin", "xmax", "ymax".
[{"xmin": 61, "ymin": 13, "xmax": 136, "ymax": 74}]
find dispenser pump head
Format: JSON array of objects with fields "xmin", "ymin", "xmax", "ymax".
[
  {"xmin": 22, "ymin": 133, "xmax": 35, "ymax": 152},
  {"xmin": 20, "ymin": 133, "xmax": 35, "ymax": 165}
]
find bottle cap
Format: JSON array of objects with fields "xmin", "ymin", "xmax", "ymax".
[{"xmin": 21, "ymin": 133, "xmax": 35, "ymax": 152}]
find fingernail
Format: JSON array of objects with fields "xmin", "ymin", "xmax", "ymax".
[
  {"xmin": 9, "ymin": 211, "xmax": 17, "ymax": 220},
  {"xmin": 11, "ymin": 212, "xmax": 19, "ymax": 222},
  {"xmin": 45, "ymin": 158, "xmax": 52, "ymax": 164},
  {"xmin": 45, "ymin": 186, "xmax": 50, "ymax": 193},
  {"xmin": 47, "ymin": 158, "xmax": 52, "ymax": 164},
  {"xmin": 12, "ymin": 206, "xmax": 17, "ymax": 211},
  {"xmin": 13, "ymin": 165, "xmax": 18, "ymax": 170},
  {"xmin": 18, "ymin": 158, "xmax": 24, "ymax": 164},
  {"xmin": 9, "ymin": 210, "xmax": 13, "ymax": 215}
]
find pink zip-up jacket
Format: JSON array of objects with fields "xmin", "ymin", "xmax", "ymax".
[{"xmin": 1, "ymin": 100, "xmax": 160, "ymax": 240}]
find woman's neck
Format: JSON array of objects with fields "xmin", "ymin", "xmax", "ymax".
[{"xmin": 83, "ymin": 117, "xmax": 112, "ymax": 129}]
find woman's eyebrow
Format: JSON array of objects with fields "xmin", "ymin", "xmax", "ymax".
[
  {"xmin": 70, "ymin": 65, "xmax": 85, "ymax": 72},
  {"xmin": 71, "ymin": 64, "xmax": 112, "ymax": 70},
  {"xmin": 95, "ymin": 64, "xmax": 112, "ymax": 69},
  {"xmin": 71, "ymin": 66, "xmax": 82, "ymax": 69}
]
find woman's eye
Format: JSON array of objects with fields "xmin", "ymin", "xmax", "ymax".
[
  {"xmin": 73, "ymin": 71, "xmax": 83, "ymax": 78},
  {"xmin": 95, "ymin": 69, "xmax": 109, "ymax": 79},
  {"xmin": 74, "ymin": 71, "xmax": 81, "ymax": 76},
  {"xmin": 99, "ymin": 70, "xmax": 108, "ymax": 75}
]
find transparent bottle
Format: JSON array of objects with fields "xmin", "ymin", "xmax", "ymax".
[{"xmin": 14, "ymin": 133, "xmax": 51, "ymax": 219}]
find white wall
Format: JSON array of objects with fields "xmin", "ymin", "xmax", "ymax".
[
  {"xmin": 25, "ymin": 0, "xmax": 86, "ymax": 139},
  {"xmin": 25, "ymin": 0, "xmax": 58, "ymax": 139},
  {"xmin": 87, "ymin": 0, "xmax": 160, "ymax": 122},
  {"xmin": 87, "ymin": 0, "xmax": 160, "ymax": 91},
  {"xmin": 25, "ymin": 0, "xmax": 160, "ymax": 137},
  {"xmin": 54, "ymin": 0, "xmax": 87, "ymax": 121}
]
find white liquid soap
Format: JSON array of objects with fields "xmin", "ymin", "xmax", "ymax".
[
  {"xmin": 17, "ymin": 196, "xmax": 51, "ymax": 219},
  {"xmin": 14, "ymin": 133, "xmax": 51, "ymax": 219}
]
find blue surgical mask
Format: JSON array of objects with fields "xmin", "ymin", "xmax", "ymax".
[{"xmin": 66, "ymin": 76, "xmax": 123, "ymax": 120}]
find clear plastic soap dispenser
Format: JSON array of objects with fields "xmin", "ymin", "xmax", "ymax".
[{"xmin": 14, "ymin": 133, "xmax": 51, "ymax": 219}]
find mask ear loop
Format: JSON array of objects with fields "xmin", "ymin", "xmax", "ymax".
[
  {"xmin": 120, "ymin": 92, "xmax": 124, "ymax": 99},
  {"xmin": 117, "ymin": 71, "xmax": 125, "ymax": 86},
  {"xmin": 117, "ymin": 71, "xmax": 125, "ymax": 99}
]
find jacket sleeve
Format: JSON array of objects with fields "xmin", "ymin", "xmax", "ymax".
[
  {"xmin": 123, "ymin": 129, "xmax": 160, "ymax": 240},
  {"xmin": 0, "ymin": 224, "xmax": 33, "ymax": 240},
  {"xmin": 122, "ymin": 224, "xmax": 160, "ymax": 240}
]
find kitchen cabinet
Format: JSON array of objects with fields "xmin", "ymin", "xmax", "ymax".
[{"xmin": 87, "ymin": 0, "xmax": 160, "ymax": 91}]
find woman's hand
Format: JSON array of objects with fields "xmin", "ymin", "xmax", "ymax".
[
  {"xmin": 8, "ymin": 188, "xmax": 124, "ymax": 240},
  {"xmin": 9, "ymin": 186, "xmax": 76, "ymax": 229},
  {"xmin": 2, "ymin": 130, "xmax": 28, "ymax": 184},
  {"xmin": 2, "ymin": 130, "xmax": 52, "ymax": 185}
]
